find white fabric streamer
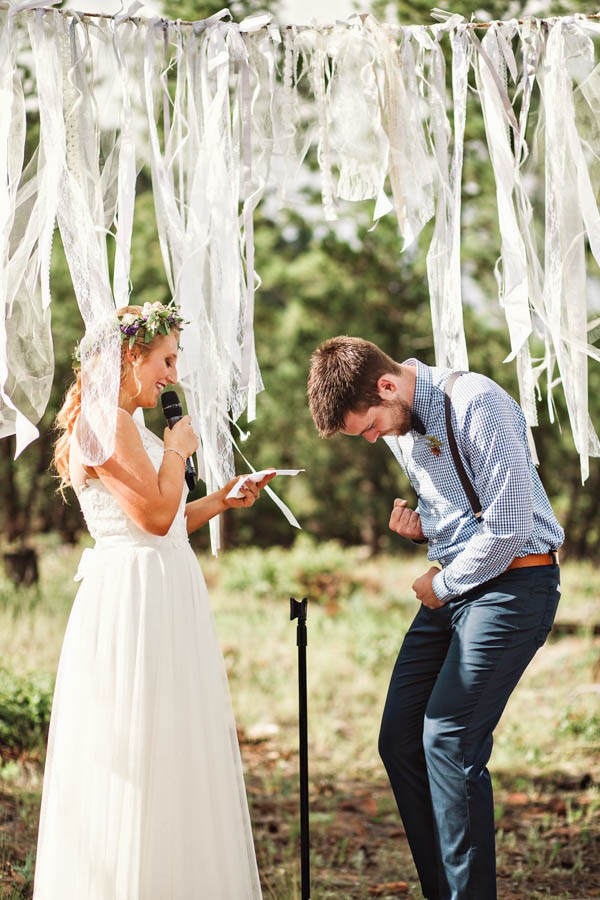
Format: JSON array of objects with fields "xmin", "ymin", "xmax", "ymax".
[
  {"xmin": 55, "ymin": 14, "xmax": 121, "ymax": 465},
  {"xmin": 538, "ymin": 19, "xmax": 600, "ymax": 482},
  {"xmin": 367, "ymin": 19, "xmax": 435, "ymax": 246},
  {"xmin": 471, "ymin": 21, "xmax": 540, "ymax": 426},
  {"xmin": 425, "ymin": 23, "xmax": 470, "ymax": 370},
  {"xmin": 141, "ymin": 17, "xmax": 272, "ymax": 551},
  {"xmin": 110, "ymin": 16, "xmax": 140, "ymax": 307},
  {"xmin": 305, "ymin": 29, "xmax": 337, "ymax": 221},
  {"xmin": 0, "ymin": 8, "xmax": 55, "ymax": 456},
  {"xmin": 269, "ymin": 27, "xmax": 315, "ymax": 205},
  {"xmin": 326, "ymin": 22, "xmax": 389, "ymax": 204}
]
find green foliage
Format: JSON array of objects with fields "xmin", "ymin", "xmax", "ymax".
[
  {"xmin": 219, "ymin": 534, "xmax": 367, "ymax": 601},
  {"xmin": 559, "ymin": 711, "xmax": 600, "ymax": 741},
  {"xmin": 0, "ymin": 577, "xmax": 41, "ymax": 617},
  {"xmin": 13, "ymin": 849, "xmax": 36, "ymax": 889},
  {"xmin": 0, "ymin": 668, "xmax": 53, "ymax": 758}
]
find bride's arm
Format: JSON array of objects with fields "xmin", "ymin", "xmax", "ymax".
[
  {"xmin": 86, "ymin": 409, "xmax": 198, "ymax": 536},
  {"xmin": 184, "ymin": 472, "xmax": 277, "ymax": 535}
]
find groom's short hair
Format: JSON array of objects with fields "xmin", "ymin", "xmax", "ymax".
[{"xmin": 307, "ymin": 336, "xmax": 401, "ymax": 438}]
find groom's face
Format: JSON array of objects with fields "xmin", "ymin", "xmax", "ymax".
[{"xmin": 341, "ymin": 395, "xmax": 412, "ymax": 443}]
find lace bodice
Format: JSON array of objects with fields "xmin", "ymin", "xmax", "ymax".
[{"xmin": 74, "ymin": 421, "xmax": 189, "ymax": 549}]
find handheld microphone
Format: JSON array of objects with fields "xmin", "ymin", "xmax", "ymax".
[{"xmin": 160, "ymin": 390, "xmax": 197, "ymax": 492}]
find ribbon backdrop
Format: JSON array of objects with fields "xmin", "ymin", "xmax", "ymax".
[{"xmin": 1, "ymin": 3, "xmax": 599, "ymax": 552}]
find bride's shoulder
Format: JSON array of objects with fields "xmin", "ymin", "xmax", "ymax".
[
  {"xmin": 114, "ymin": 412, "xmax": 163, "ymax": 461},
  {"xmin": 113, "ymin": 409, "xmax": 147, "ymax": 445},
  {"xmin": 115, "ymin": 407, "xmax": 137, "ymax": 429}
]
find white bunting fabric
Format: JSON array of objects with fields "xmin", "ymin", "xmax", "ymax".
[{"xmin": 1, "ymin": 4, "xmax": 599, "ymax": 515}]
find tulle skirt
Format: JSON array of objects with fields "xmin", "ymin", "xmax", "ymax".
[{"xmin": 33, "ymin": 541, "xmax": 262, "ymax": 899}]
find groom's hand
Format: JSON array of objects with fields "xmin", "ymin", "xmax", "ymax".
[
  {"xmin": 389, "ymin": 498, "xmax": 426, "ymax": 542},
  {"xmin": 413, "ymin": 567, "xmax": 444, "ymax": 609}
]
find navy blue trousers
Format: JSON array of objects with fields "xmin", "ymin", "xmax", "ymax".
[{"xmin": 378, "ymin": 564, "xmax": 560, "ymax": 900}]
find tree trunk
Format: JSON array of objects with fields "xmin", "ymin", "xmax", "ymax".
[
  {"xmin": 0, "ymin": 439, "xmax": 25, "ymax": 544},
  {"xmin": 3, "ymin": 547, "xmax": 39, "ymax": 586},
  {"xmin": 359, "ymin": 477, "xmax": 379, "ymax": 557}
]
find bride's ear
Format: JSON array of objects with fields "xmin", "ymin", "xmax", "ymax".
[{"xmin": 125, "ymin": 346, "xmax": 139, "ymax": 368}]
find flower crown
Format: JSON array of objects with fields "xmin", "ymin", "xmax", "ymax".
[
  {"xmin": 72, "ymin": 301, "xmax": 186, "ymax": 368},
  {"xmin": 119, "ymin": 301, "xmax": 186, "ymax": 348}
]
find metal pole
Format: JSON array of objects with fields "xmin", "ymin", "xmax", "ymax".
[{"xmin": 290, "ymin": 596, "xmax": 310, "ymax": 900}]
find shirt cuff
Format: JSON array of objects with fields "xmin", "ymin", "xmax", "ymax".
[{"xmin": 432, "ymin": 569, "xmax": 452, "ymax": 603}]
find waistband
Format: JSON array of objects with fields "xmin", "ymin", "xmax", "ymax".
[
  {"xmin": 74, "ymin": 540, "xmax": 191, "ymax": 582},
  {"xmin": 93, "ymin": 536, "xmax": 190, "ymax": 550},
  {"xmin": 506, "ymin": 550, "xmax": 559, "ymax": 571}
]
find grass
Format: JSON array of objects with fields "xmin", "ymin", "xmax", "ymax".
[{"xmin": 0, "ymin": 537, "xmax": 599, "ymax": 898}]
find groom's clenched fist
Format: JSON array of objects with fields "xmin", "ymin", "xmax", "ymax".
[{"xmin": 388, "ymin": 498, "xmax": 426, "ymax": 543}]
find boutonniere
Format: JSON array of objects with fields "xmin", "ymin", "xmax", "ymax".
[{"xmin": 423, "ymin": 435, "xmax": 442, "ymax": 456}]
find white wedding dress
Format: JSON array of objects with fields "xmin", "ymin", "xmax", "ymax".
[{"xmin": 34, "ymin": 421, "xmax": 262, "ymax": 899}]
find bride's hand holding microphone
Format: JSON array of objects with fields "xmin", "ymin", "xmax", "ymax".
[{"xmin": 163, "ymin": 415, "xmax": 199, "ymax": 469}]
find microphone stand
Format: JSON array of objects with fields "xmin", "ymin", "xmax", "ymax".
[{"xmin": 290, "ymin": 597, "xmax": 310, "ymax": 900}]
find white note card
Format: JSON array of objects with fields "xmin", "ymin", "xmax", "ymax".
[{"xmin": 226, "ymin": 469, "xmax": 305, "ymax": 499}]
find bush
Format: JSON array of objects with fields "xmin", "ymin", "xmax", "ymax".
[
  {"xmin": 219, "ymin": 535, "xmax": 368, "ymax": 603},
  {"xmin": 0, "ymin": 668, "xmax": 54, "ymax": 759}
]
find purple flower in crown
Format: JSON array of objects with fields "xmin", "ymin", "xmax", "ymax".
[{"xmin": 120, "ymin": 314, "xmax": 141, "ymax": 339}]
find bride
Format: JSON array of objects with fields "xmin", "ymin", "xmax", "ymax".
[{"xmin": 34, "ymin": 301, "xmax": 274, "ymax": 899}]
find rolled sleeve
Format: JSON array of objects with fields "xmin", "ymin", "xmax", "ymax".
[{"xmin": 432, "ymin": 568, "xmax": 452, "ymax": 602}]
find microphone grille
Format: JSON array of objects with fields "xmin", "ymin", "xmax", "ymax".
[{"xmin": 161, "ymin": 390, "xmax": 183, "ymax": 418}]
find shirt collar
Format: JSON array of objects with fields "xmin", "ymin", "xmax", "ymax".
[{"xmin": 403, "ymin": 358, "xmax": 432, "ymax": 435}]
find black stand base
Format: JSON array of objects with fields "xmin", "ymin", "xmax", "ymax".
[{"xmin": 290, "ymin": 597, "xmax": 310, "ymax": 900}]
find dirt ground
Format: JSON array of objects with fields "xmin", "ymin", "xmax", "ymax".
[
  {"xmin": 243, "ymin": 740, "xmax": 600, "ymax": 900},
  {"xmin": 1, "ymin": 743, "xmax": 599, "ymax": 899}
]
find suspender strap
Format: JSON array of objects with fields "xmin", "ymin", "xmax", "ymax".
[{"xmin": 444, "ymin": 372, "xmax": 482, "ymax": 520}]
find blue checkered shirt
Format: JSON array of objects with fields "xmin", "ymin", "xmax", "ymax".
[{"xmin": 383, "ymin": 360, "xmax": 564, "ymax": 603}]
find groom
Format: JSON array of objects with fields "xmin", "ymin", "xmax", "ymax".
[{"xmin": 307, "ymin": 336, "xmax": 563, "ymax": 900}]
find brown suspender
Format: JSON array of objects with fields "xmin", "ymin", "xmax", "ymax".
[{"xmin": 444, "ymin": 372, "xmax": 483, "ymax": 521}]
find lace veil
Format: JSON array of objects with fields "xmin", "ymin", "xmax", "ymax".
[{"xmin": 77, "ymin": 316, "xmax": 122, "ymax": 466}]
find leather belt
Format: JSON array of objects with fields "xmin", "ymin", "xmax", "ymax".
[{"xmin": 507, "ymin": 551, "xmax": 558, "ymax": 570}]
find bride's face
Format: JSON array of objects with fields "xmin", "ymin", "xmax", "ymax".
[{"xmin": 124, "ymin": 333, "xmax": 179, "ymax": 409}]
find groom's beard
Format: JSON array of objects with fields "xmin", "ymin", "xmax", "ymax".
[{"xmin": 381, "ymin": 396, "xmax": 413, "ymax": 436}]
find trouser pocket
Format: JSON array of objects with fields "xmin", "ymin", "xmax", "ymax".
[{"xmin": 535, "ymin": 583, "xmax": 561, "ymax": 649}]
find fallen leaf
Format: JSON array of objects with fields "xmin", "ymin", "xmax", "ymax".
[{"xmin": 367, "ymin": 881, "xmax": 409, "ymax": 895}]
